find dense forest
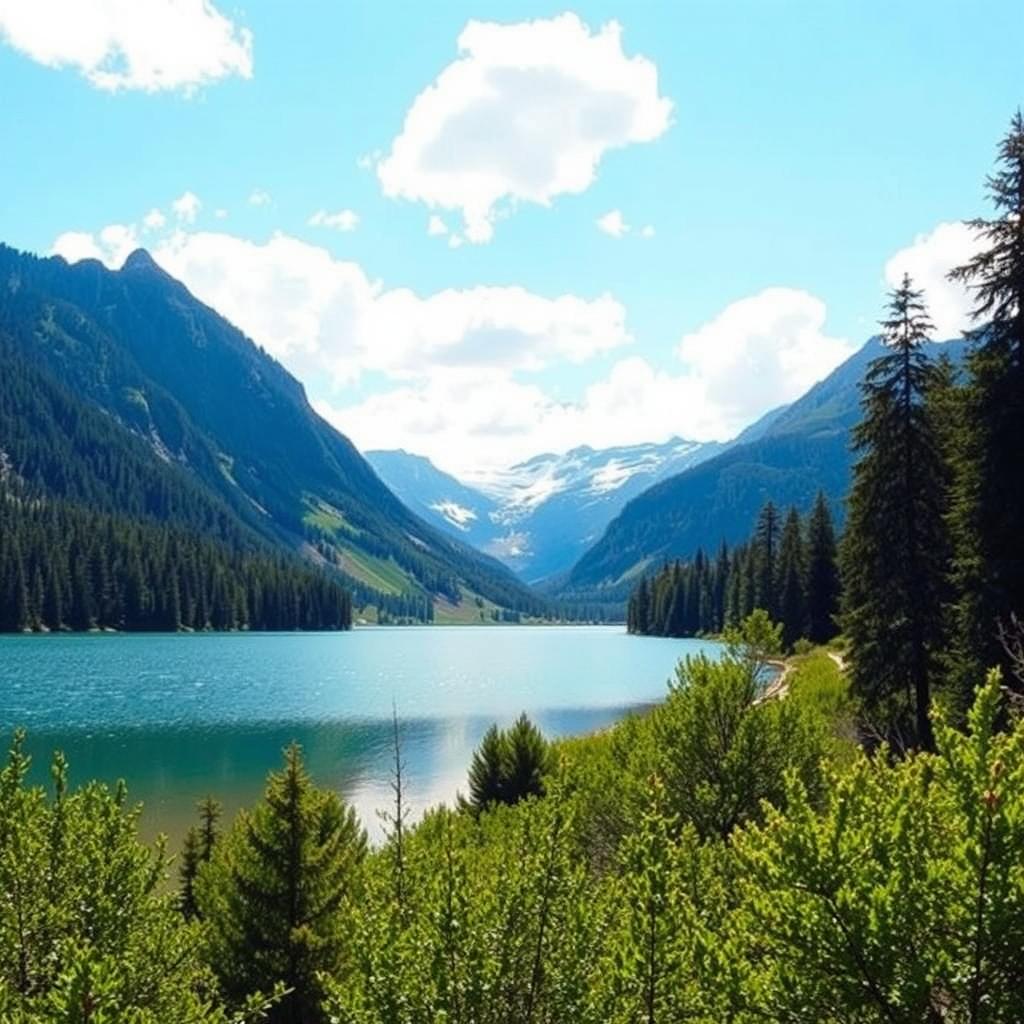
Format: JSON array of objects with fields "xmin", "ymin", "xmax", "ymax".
[
  {"xmin": 1, "ymin": 113, "xmax": 1023, "ymax": 1024},
  {"xmin": 0, "ymin": 493, "xmax": 353, "ymax": 632},
  {"xmin": 627, "ymin": 492, "xmax": 840, "ymax": 648}
]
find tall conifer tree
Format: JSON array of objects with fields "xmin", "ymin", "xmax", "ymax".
[
  {"xmin": 804, "ymin": 491, "xmax": 840, "ymax": 644},
  {"xmin": 841, "ymin": 276, "xmax": 950, "ymax": 750},
  {"xmin": 754, "ymin": 502, "xmax": 780, "ymax": 620},
  {"xmin": 199, "ymin": 745, "xmax": 366, "ymax": 1023},
  {"xmin": 777, "ymin": 507, "xmax": 806, "ymax": 650},
  {"xmin": 947, "ymin": 111, "xmax": 1024, "ymax": 697}
]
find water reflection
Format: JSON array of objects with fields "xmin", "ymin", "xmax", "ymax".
[{"xmin": 20, "ymin": 704, "xmax": 644, "ymax": 847}]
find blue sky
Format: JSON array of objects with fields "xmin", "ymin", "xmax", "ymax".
[{"xmin": 1, "ymin": 1, "xmax": 1020, "ymax": 476}]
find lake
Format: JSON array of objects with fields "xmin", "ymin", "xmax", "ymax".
[{"xmin": 0, "ymin": 626, "xmax": 718, "ymax": 846}]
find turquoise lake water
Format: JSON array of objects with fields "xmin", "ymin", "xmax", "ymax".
[{"xmin": 0, "ymin": 626, "xmax": 718, "ymax": 844}]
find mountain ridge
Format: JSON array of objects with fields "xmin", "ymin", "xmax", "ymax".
[
  {"xmin": 0, "ymin": 242, "xmax": 543, "ymax": 618},
  {"xmin": 558, "ymin": 334, "xmax": 968, "ymax": 603}
]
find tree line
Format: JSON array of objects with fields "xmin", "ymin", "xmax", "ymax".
[
  {"xmin": 627, "ymin": 492, "xmax": 841, "ymax": 649},
  {"xmin": 0, "ymin": 493, "xmax": 352, "ymax": 632}
]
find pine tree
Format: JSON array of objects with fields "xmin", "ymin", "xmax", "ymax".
[
  {"xmin": 504, "ymin": 713, "xmax": 550, "ymax": 804},
  {"xmin": 804, "ymin": 492, "xmax": 840, "ymax": 644},
  {"xmin": 777, "ymin": 507, "xmax": 806, "ymax": 650},
  {"xmin": 841, "ymin": 276, "xmax": 950, "ymax": 751},
  {"xmin": 467, "ymin": 715, "xmax": 550, "ymax": 812},
  {"xmin": 199, "ymin": 745, "xmax": 366, "ymax": 1023},
  {"xmin": 467, "ymin": 724, "xmax": 508, "ymax": 810},
  {"xmin": 754, "ymin": 502, "xmax": 780, "ymax": 619},
  {"xmin": 178, "ymin": 826, "xmax": 203, "ymax": 920},
  {"xmin": 947, "ymin": 110, "xmax": 1024, "ymax": 698},
  {"xmin": 198, "ymin": 795, "xmax": 221, "ymax": 861}
]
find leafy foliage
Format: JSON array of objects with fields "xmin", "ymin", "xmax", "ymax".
[{"xmin": 0, "ymin": 732, "xmax": 274, "ymax": 1022}]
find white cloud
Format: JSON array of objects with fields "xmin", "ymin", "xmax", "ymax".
[
  {"xmin": 53, "ymin": 223, "xmax": 139, "ymax": 266},
  {"xmin": 308, "ymin": 208, "xmax": 359, "ymax": 232},
  {"xmin": 675, "ymin": 288, "xmax": 856, "ymax": 436},
  {"xmin": 427, "ymin": 214, "xmax": 449, "ymax": 237},
  {"xmin": 50, "ymin": 230, "xmax": 105, "ymax": 264},
  {"xmin": 319, "ymin": 290, "xmax": 856, "ymax": 477},
  {"xmin": 640, "ymin": 224, "xmax": 655, "ymax": 238},
  {"xmin": 0, "ymin": 0, "xmax": 252, "ymax": 92},
  {"xmin": 597, "ymin": 209, "xmax": 629, "ymax": 238},
  {"xmin": 142, "ymin": 208, "xmax": 166, "ymax": 231},
  {"xmin": 377, "ymin": 13, "xmax": 672, "ymax": 242},
  {"xmin": 248, "ymin": 188, "xmax": 271, "ymax": 207},
  {"xmin": 171, "ymin": 190, "xmax": 201, "ymax": 223},
  {"xmin": 214, "ymin": 207, "xmax": 228, "ymax": 219},
  {"xmin": 884, "ymin": 221, "xmax": 980, "ymax": 339}
]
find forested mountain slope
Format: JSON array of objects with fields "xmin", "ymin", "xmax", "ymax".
[
  {"xmin": 563, "ymin": 335, "xmax": 966, "ymax": 600},
  {"xmin": 0, "ymin": 244, "xmax": 543, "ymax": 617}
]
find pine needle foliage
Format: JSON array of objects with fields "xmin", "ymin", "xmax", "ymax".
[{"xmin": 198, "ymin": 744, "xmax": 366, "ymax": 1024}]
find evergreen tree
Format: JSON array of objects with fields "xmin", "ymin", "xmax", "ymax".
[
  {"xmin": 504, "ymin": 713, "xmax": 551, "ymax": 804},
  {"xmin": 777, "ymin": 507, "xmax": 807, "ymax": 650},
  {"xmin": 754, "ymin": 501, "xmax": 780, "ymax": 619},
  {"xmin": 804, "ymin": 491, "xmax": 840, "ymax": 644},
  {"xmin": 199, "ymin": 745, "xmax": 366, "ymax": 1023},
  {"xmin": 467, "ymin": 724, "xmax": 508, "ymax": 810},
  {"xmin": 841, "ymin": 275, "xmax": 950, "ymax": 751},
  {"xmin": 179, "ymin": 826, "xmax": 203, "ymax": 920},
  {"xmin": 466, "ymin": 715, "xmax": 550, "ymax": 812},
  {"xmin": 947, "ymin": 110, "xmax": 1024, "ymax": 698},
  {"xmin": 198, "ymin": 795, "xmax": 222, "ymax": 861}
]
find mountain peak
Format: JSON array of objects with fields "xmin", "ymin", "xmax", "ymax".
[{"xmin": 121, "ymin": 248, "xmax": 160, "ymax": 274}]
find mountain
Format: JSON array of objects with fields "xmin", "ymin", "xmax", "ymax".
[
  {"xmin": 363, "ymin": 450, "xmax": 502, "ymax": 555},
  {"xmin": 0, "ymin": 243, "xmax": 543, "ymax": 619},
  {"xmin": 367, "ymin": 437, "xmax": 726, "ymax": 584},
  {"xmin": 562, "ymin": 335, "xmax": 968, "ymax": 602}
]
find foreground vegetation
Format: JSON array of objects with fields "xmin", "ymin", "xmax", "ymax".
[{"xmin": 2, "ymin": 613, "xmax": 1023, "ymax": 1023}]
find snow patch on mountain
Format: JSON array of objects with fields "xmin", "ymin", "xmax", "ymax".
[{"xmin": 430, "ymin": 500, "xmax": 477, "ymax": 530}]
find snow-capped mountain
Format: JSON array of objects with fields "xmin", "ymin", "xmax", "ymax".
[{"xmin": 365, "ymin": 437, "xmax": 726, "ymax": 584}]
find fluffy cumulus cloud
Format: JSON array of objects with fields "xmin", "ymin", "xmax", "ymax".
[
  {"xmin": 0, "ymin": 0, "xmax": 252, "ymax": 92},
  {"xmin": 325, "ymin": 290, "xmax": 858, "ymax": 474},
  {"xmin": 142, "ymin": 208, "xmax": 166, "ymax": 231},
  {"xmin": 674, "ymin": 288, "xmax": 857, "ymax": 435},
  {"xmin": 248, "ymin": 189, "xmax": 271, "ymax": 207},
  {"xmin": 884, "ymin": 221, "xmax": 980, "ymax": 339},
  {"xmin": 376, "ymin": 13, "xmax": 672, "ymax": 242},
  {"xmin": 308, "ymin": 208, "xmax": 359, "ymax": 232},
  {"xmin": 51, "ymin": 222, "xmax": 139, "ymax": 266}
]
